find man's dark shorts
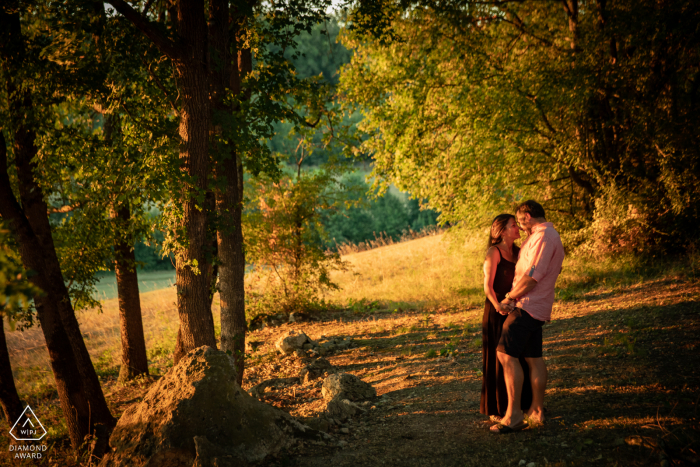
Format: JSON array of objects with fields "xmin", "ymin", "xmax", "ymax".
[{"xmin": 497, "ymin": 308, "xmax": 545, "ymax": 358}]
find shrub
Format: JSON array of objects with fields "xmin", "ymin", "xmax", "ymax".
[{"xmin": 244, "ymin": 168, "xmax": 348, "ymax": 316}]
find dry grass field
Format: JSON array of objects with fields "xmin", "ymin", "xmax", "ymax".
[{"xmin": 2, "ymin": 232, "xmax": 700, "ymax": 466}]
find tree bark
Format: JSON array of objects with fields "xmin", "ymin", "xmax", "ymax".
[
  {"xmin": 0, "ymin": 5, "xmax": 115, "ymax": 450},
  {"xmin": 210, "ymin": 0, "xmax": 248, "ymax": 384},
  {"xmin": 0, "ymin": 317, "xmax": 23, "ymax": 425},
  {"xmin": 0, "ymin": 132, "xmax": 109, "ymax": 450},
  {"xmin": 113, "ymin": 204, "xmax": 150, "ymax": 381},
  {"xmin": 171, "ymin": 0, "xmax": 217, "ymax": 363},
  {"xmin": 102, "ymin": 114, "xmax": 150, "ymax": 382}
]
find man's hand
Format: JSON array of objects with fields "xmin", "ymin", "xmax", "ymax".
[{"xmin": 498, "ymin": 299, "xmax": 514, "ymax": 315}]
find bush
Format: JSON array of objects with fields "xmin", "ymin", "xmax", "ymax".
[{"xmin": 243, "ymin": 169, "xmax": 347, "ymax": 316}]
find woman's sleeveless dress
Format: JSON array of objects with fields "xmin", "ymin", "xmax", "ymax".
[{"xmin": 480, "ymin": 246, "xmax": 532, "ymax": 417}]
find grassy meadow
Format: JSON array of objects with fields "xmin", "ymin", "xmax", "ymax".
[{"xmin": 3, "ymin": 230, "xmax": 700, "ymax": 466}]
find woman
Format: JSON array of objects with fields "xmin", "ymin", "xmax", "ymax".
[{"xmin": 480, "ymin": 214, "xmax": 532, "ymax": 421}]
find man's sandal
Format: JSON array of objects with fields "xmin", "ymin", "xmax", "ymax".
[{"xmin": 489, "ymin": 420, "xmax": 528, "ymax": 434}]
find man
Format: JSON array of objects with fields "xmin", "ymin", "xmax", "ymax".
[{"xmin": 490, "ymin": 200, "xmax": 565, "ymax": 433}]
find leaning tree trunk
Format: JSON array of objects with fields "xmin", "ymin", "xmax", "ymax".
[
  {"xmin": 0, "ymin": 317, "xmax": 23, "ymax": 425},
  {"xmin": 112, "ymin": 204, "xmax": 149, "ymax": 381},
  {"xmin": 0, "ymin": 6, "xmax": 115, "ymax": 451},
  {"xmin": 0, "ymin": 133, "xmax": 112, "ymax": 451}
]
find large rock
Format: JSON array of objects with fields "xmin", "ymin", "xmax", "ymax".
[
  {"xmin": 275, "ymin": 330, "xmax": 313, "ymax": 354},
  {"xmin": 299, "ymin": 358, "xmax": 336, "ymax": 383},
  {"xmin": 99, "ymin": 347, "xmax": 325, "ymax": 467},
  {"xmin": 321, "ymin": 373, "xmax": 376, "ymax": 402}
]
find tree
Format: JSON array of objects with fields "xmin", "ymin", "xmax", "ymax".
[
  {"xmin": 244, "ymin": 163, "xmax": 348, "ymax": 316},
  {"xmin": 340, "ymin": 0, "xmax": 700, "ymax": 252},
  {"xmin": 0, "ymin": 3, "xmax": 116, "ymax": 450},
  {"xmin": 107, "ymin": 0, "xmax": 335, "ymax": 381},
  {"xmin": 107, "ymin": 0, "xmax": 220, "ymax": 363}
]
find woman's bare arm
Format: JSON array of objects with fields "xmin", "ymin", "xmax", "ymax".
[{"xmin": 483, "ymin": 247, "xmax": 507, "ymax": 312}]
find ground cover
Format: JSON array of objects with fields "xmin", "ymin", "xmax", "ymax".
[{"xmin": 2, "ymin": 233, "xmax": 699, "ymax": 466}]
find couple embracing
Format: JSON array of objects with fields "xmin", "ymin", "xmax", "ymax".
[{"xmin": 480, "ymin": 200, "xmax": 565, "ymax": 433}]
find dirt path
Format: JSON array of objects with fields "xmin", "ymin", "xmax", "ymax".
[{"xmin": 246, "ymin": 276, "xmax": 700, "ymax": 467}]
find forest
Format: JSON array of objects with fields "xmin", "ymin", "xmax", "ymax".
[{"xmin": 1, "ymin": 0, "xmax": 699, "ymax": 465}]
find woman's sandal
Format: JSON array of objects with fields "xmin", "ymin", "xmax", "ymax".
[{"xmin": 489, "ymin": 420, "xmax": 528, "ymax": 434}]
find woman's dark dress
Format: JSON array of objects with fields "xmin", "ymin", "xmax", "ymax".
[{"xmin": 480, "ymin": 246, "xmax": 532, "ymax": 417}]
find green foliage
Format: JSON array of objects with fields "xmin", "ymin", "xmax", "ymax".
[
  {"xmin": 340, "ymin": 0, "xmax": 700, "ymax": 253},
  {"xmin": 0, "ymin": 226, "xmax": 40, "ymax": 330},
  {"xmin": 243, "ymin": 167, "xmax": 348, "ymax": 315},
  {"xmin": 324, "ymin": 171, "xmax": 439, "ymax": 247},
  {"xmin": 348, "ymin": 297, "xmax": 381, "ymax": 314}
]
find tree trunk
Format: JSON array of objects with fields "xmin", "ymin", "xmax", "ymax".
[
  {"xmin": 0, "ymin": 5, "xmax": 115, "ymax": 451},
  {"xmin": 210, "ymin": 0, "xmax": 248, "ymax": 384},
  {"xmin": 0, "ymin": 133, "xmax": 109, "ymax": 450},
  {"xmin": 113, "ymin": 204, "xmax": 150, "ymax": 381},
  {"xmin": 0, "ymin": 317, "xmax": 23, "ymax": 426},
  {"xmin": 103, "ymin": 114, "xmax": 149, "ymax": 381},
  {"xmin": 171, "ymin": 0, "xmax": 217, "ymax": 364}
]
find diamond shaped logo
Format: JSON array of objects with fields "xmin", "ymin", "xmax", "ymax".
[{"xmin": 9, "ymin": 406, "xmax": 47, "ymax": 441}]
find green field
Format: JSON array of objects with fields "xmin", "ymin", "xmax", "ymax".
[{"xmin": 93, "ymin": 270, "xmax": 176, "ymax": 301}]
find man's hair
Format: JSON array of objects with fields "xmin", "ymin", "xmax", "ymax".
[{"xmin": 516, "ymin": 200, "xmax": 546, "ymax": 219}]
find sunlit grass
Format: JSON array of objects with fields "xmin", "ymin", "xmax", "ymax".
[{"xmin": 5, "ymin": 230, "xmax": 695, "ymax": 399}]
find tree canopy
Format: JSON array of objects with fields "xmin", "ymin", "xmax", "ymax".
[{"xmin": 340, "ymin": 0, "xmax": 700, "ymax": 253}]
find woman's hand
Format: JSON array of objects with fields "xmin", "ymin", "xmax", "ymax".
[{"xmin": 496, "ymin": 302, "xmax": 512, "ymax": 315}]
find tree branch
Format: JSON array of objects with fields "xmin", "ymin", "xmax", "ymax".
[
  {"xmin": 140, "ymin": 57, "xmax": 179, "ymax": 115},
  {"xmin": 106, "ymin": 0, "xmax": 181, "ymax": 60}
]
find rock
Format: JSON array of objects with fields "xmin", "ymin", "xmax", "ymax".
[
  {"xmin": 339, "ymin": 428, "xmax": 350, "ymax": 434},
  {"xmin": 299, "ymin": 358, "xmax": 336, "ymax": 383},
  {"xmin": 304, "ymin": 418, "xmax": 331, "ymax": 433},
  {"xmin": 322, "ymin": 373, "xmax": 376, "ymax": 402},
  {"xmin": 99, "ymin": 347, "xmax": 326, "ymax": 467},
  {"xmin": 321, "ymin": 373, "xmax": 376, "ymax": 421},
  {"xmin": 248, "ymin": 377, "xmax": 300, "ymax": 400},
  {"xmin": 275, "ymin": 330, "xmax": 312, "ymax": 355},
  {"xmin": 326, "ymin": 398, "xmax": 366, "ymax": 419}
]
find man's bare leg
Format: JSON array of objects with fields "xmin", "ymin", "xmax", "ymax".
[
  {"xmin": 524, "ymin": 356, "xmax": 547, "ymax": 424},
  {"xmin": 491, "ymin": 351, "xmax": 524, "ymax": 430}
]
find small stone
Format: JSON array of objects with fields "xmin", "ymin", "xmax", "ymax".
[
  {"xmin": 340, "ymin": 428, "xmax": 350, "ymax": 434},
  {"xmin": 322, "ymin": 373, "xmax": 376, "ymax": 401},
  {"xmin": 519, "ymin": 461, "xmax": 526, "ymax": 466},
  {"xmin": 275, "ymin": 330, "xmax": 311, "ymax": 354},
  {"xmin": 337, "ymin": 440, "xmax": 347, "ymax": 448},
  {"xmin": 526, "ymin": 463, "xmax": 536, "ymax": 467}
]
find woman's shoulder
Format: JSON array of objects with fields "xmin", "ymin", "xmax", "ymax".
[{"xmin": 485, "ymin": 246, "xmax": 502, "ymax": 262}]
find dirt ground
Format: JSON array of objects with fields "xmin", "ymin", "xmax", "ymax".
[
  {"xmin": 3, "ymin": 275, "xmax": 698, "ymax": 467},
  {"xmin": 245, "ymin": 276, "xmax": 700, "ymax": 467}
]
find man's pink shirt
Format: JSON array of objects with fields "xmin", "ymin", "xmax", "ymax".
[{"xmin": 514, "ymin": 222, "xmax": 565, "ymax": 322}]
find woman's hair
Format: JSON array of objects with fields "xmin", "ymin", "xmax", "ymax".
[{"xmin": 488, "ymin": 214, "xmax": 515, "ymax": 250}]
